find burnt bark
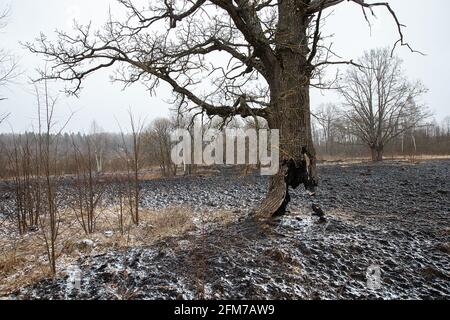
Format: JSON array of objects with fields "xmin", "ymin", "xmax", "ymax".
[
  {"xmin": 257, "ymin": 1, "xmax": 318, "ymax": 218},
  {"xmin": 370, "ymin": 146, "xmax": 384, "ymax": 162}
]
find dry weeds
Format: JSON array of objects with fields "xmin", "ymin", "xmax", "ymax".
[{"xmin": 0, "ymin": 205, "xmax": 237, "ymax": 297}]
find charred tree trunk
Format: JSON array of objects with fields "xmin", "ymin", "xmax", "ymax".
[
  {"xmin": 258, "ymin": 1, "xmax": 318, "ymax": 218},
  {"xmin": 370, "ymin": 146, "xmax": 384, "ymax": 162}
]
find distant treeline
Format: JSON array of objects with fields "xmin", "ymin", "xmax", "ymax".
[
  {"xmin": 1, "ymin": 113, "xmax": 449, "ymax": 180},
  {"xmin": 312, "ymin": 106, "xmax": 450, "ymax": 160}
]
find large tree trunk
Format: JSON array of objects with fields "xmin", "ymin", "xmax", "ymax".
[
  {"xmin": 257, "ymin": 1, "xmax": 317, "ymax": 218},
  {"xmin": 370, "ymin": 146, "xmax": 384, "ymax": 162},
  {"xmin": 258, "ymin": 83, "xmax": 318, "ymax": 218}
]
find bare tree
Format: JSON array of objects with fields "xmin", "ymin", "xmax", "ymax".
[
  {"xmin": 0, "ymin": 7, "xmax": 18, "ymax": 97},
  {"xmin": 315, "ymin": 103, "xmax": 338, "ymax": 156},
  {"xmin": 7, "ymin": 132, "xmax": 43, "ymax": 235},
  {"xmin": 118, "ymin": 111, "xmax": 145, "ymax": 225},
  {"xmin": 171, "ymin": 110, "xmax": 195, "ymax": 175},
  {"xmin": 0, "ymin": 7, "xmax": 18, "ymax": 121},
  {"xmin": 442, "ymin": 116, "xmax": 450, "ymax": 136},
  {"xmin": 144, "ymin": 117, "xmax": 176, "ymax": 176},
  {"xmin": 339, "ymin": 48, "xmax": 428, "ymax": 161},
  {"xmin": 89, "ymin": 120, "xmax": 106, "ymax": 173},
  {"xmin": 71, "ymin": 135, "xmax": 105, "ymax": 234},
  {"xmin": 25, "ymin": 0, "xmax": 417, "ymax": 216},
  {"xmin": 37, "ymin": 80, "xmax": 62, "ymax": 276},
  {"xmin": 243, "ymin": 116, "xmax": 269, "ymax": 172}
]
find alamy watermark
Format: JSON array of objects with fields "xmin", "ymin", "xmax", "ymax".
[
  {"xmin": 366, "ymin": 264, "xmax": 382, "ymax": 290},
  {"xmin": 66, "ymin": 264, "xmax": 82, "ymax": 295},
  {"xmin": 171, "ymin": 123, "xmax": 280, "ymax": 176}
]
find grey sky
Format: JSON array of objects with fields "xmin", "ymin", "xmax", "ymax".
[{"xmin": 0, "ymin": 0, "xmax": 449, "ymax": 133}]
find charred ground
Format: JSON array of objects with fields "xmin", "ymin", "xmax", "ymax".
[{"xmin": 3, "ymin": 159, "xmax": 449, "ymax": 300}]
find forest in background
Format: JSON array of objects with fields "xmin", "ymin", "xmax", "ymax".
[{"xmin": 1, "ymin": 110, "xmax": 449, "ymax": 181}]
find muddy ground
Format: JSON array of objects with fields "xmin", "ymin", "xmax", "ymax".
[{"xmin": 4, "ymin": 160, "xmax": 450, "ymax": 300}]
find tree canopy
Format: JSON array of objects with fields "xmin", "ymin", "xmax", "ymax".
[{"xmin": 25, "ymin": 0, "xmax": 412, "ymax": 124}]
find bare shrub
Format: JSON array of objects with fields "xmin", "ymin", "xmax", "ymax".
[
  {"xmin": 117, "ymin": 111, "xmax": 145, "ymax": 226},
  {"xmin": 71, "ymin": 135, "xmax": 106, "ymax": 235}
]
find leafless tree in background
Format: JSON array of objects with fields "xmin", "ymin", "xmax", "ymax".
[
  {"xmin": 130, "ymin": 113, "xmax": 144, "ymax": 225},
  {"xmin": 314, "ymin": 103, "xmax": 338, "ymax": 156},
  {"xmin": 37, "ymin": 81, "xmax": 62, "ymax": 276},
  {"xmin": 243, "ymin": 116, "xmax": 269, "ymax": 173},
  {"xmin": 71, "ymin": 135, "xmax": 105, "ymax": 234},
  {"xmin": 144, "ymin": 118, "xmax": 176, "ymax": 176},
  {"xmin": 171, "ymin": 111, "xmax": 195, "ymax": 175},
  {"xmin": 339, "ymin": 48, "xmax": 429, "ymax": 161},
  {"xmin": 26, "ymin": 0, "xmax": 417, "ymax": 216},
  {"xmin": 89, "ymin": 121, "xmax": 107, "ymax": 173},
  {"xmin": 118, "ymin": 112, "xmax": 145, "ymax": 226},
  {"xmin": 0, "ymin": 7, "xmax": 18, "ymax": 120},
  {"xmin": 443, "ymin": 116, "xmax": 450, "ymax": 136}
]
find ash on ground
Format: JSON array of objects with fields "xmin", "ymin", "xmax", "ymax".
[{"xmin": 8, "ymin": 160, "xmax": 450, "ymax": 300}]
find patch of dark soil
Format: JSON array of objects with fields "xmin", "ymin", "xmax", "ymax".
[{"xmin": 7, "ymin": 160, "xmax": 450, "ymax": 300}]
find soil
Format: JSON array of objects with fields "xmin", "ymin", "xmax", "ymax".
[{"xmin": 4, "ymin": 160, "xmax": 450, "ymax": 300}]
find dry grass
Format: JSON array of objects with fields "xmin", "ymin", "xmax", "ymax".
[
  {"xmin": 0, "ymin": 234, "xmax": 53, "ymax": 296},
  {"xmin": 144, "ymin": 207, "xmax": 194, "ymax": 239},
  {"xmin": 0, "ymin": 205, "xmax": 237, "ymax": 297}
]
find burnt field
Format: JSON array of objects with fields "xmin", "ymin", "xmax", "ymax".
[{"xmin": 2, "ymin": 159, "xmax": 449, "ymax": 300}]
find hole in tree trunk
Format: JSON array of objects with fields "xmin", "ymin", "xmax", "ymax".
[{"xmin": 257, "ymin": 151, "xmax": 317, "ymax": 219}]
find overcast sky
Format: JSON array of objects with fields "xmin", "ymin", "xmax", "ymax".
[{"xmin": 1, "ymin": 0, "xmax": 449, "ymax": 133}]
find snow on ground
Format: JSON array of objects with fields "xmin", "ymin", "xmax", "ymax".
[{"xmin": 2, "ymin": 160, "xmax": 449, "ymax": 299}]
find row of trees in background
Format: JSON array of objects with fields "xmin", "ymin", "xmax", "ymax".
[
  {"xmin": 2, "ymin": 105, "xmax": 448, "ymax": 183},
  {"xmin": 2, "ymin": 48, "xmax": 439, "ymax": 173},
  {"xmin": 313, "ymin": 104, "xmax": 450, "ymax": 160},
  {"xmin": 0, "ymin": 112, "xmax": 259, "ymax": 179}
]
